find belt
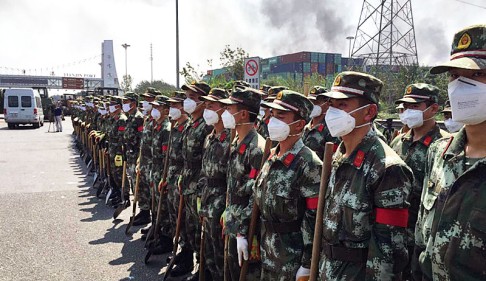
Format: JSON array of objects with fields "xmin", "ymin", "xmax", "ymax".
[
  {"xmin": 321, "ymin": 243, "xmax": 368, "ymax": 263},
  {"xmin": 263, "ymin": 220, "xmax": 300, "ymax": 234},
  {"xmin": 207, "ymin": 178, "xmax": 227, "ymax": 187},
  {"xmin": 230, "ymin": 195, "xmax": 249, "ymax": 206}
]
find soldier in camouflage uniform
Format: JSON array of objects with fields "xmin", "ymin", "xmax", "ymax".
[
  {"xmin": 318, "ymin": 71, "xmax": 413, "ymax": 280},
  {"xmin": 107, "ymin": 97, "xmax": 128, "ymax": 205},
  {"xmin": 250, "ymin": 90, "xmax": 322, "ymax": 280},
  {"xmin": 415, "ymin": 24, "xmax": 486, "ymax": 281},
  {"xmin": 164, "ymin": 91, "xmax": 190, "ymax": 241},
  {"xmin": 133, "ymin": 90, "xmax": 157, "ymax": 227},
  {"xmin": 219, "ymin": 87, "xmax": 265, "ymax": 281},
  {"xmin": 121, "ymin": 92, "xmax": 144, "ymax": 194},
  {"xmin": 257, "ymin": 86, "xmax": 288, "ymax": 141},
  {"xmin": 169, "ymin": 81, "xmax": 213, "ymax": 279},
  {"xmin": 303, "ymin": 86, "xmax": 340, "ymax": 159},
  {"xmin": 196, "ymin": 88, "xmax": 230, "ymax": 280},
  {"xmin": 146, "ymin": 95, "xmax": 173, "ymax": 253},
  {"xmin": 441, "ymin": 100, "xmax": 464, "ymax": 133},
  {"xmin": 389, "ymin": 84, "xmax": 450, "ymax": 280}
]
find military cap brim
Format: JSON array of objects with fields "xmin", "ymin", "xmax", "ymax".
[
  {"xmin": 167, "ymin": 98, "xmax": 184, "ymax": 103},
  {"xmin": 200, "ymin": 95, "xmax": 224, "ymax": 102},
  {"xmin": 141, "ymin": 93, "xmax": 156, "ymax": 98},
  {"xmin": 394, "ymin": 97, "xmax": 428, "ymax": 104},
  {"xmin": 150, "ymin": 101, "xmax": 167, "ymax": 106},
  {"xmin": 218, "ymin": 98, "xmax": 240, "ymax": 105},
  {"xmin": 261, "ymin": 101, "xmax": 291, "ymax": 111},
  {"xmin": 442, "ymin": 107, "xmax": 452, "ymax": 113},
  {"xmin": 430, "ymin": 57, "xmax": 486, "ymax": 74},
  {"xmin": 182, "ymin": 84, "xmax": 206, "ymax": 95},
  {"xmin": 325, "ymin": 90, "xmax": 359, "ymax": 100}
]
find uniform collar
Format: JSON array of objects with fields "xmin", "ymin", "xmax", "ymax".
[
  {"xmin": 402, "ymin": 123, "xmax": 441, "ymax": 147},
  {"xmin": 210, "ymin": 128, "xmax": 230, "ymax": 143},
  {"xmin": 337, "ymin": 129, "xmax": 378, "ymax": 169},
  {"xmin": 233, "ymin": 129, "xmax": 258, "ymax": 154},
  {"xmin": 443, "ymin": 127, "xmax": 467, "ymax": 160},
  {"xmin": 273, "ymin": 138, "xmax": 305, "ymax": 167}
]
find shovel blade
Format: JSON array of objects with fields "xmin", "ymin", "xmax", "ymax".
[
  {"xmin": 86, "ymin": 160, "xmax": 92, "ymax": 172},
  {"xmin": 125, "ymin": 217, "xmax": 134, "ymax": 236},
  {"xmin": 105, "ymin": 188, "xmax": 112, "ymax": 205},
  {"xmin": 92, "ymin": 173, "xmax": 99, "ymax": 187},
  {"xmin": 144, "ymin": 250, "xmax": 153, "ymax": 264},
  {"xmin": 113, "ymin": 205, "xmax": 125, "ymax": 220}
]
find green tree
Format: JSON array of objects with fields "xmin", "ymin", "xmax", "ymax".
[
  {"xmin": 134, "ymin": 80, "xmax": 178, "ymax": 96},
  {"xmin": 120, "ymin": 74, "xmax": 133, "ymax": 92},
  {"xmin": 219, "ymin": 45, "xmax": 248, "ymax": 80}
]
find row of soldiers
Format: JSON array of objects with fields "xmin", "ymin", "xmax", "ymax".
[{"xmin": 71, "ymin": 24, "xmax": 485, "ymax": 281}]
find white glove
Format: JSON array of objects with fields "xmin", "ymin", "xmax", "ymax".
[
  {"xmin": 236, "ymin": 236, "xmax": 249, "ymax": 266},
  {"xmin": 295, "ymin": 266, "xmax": 310, "ymax": 281}
]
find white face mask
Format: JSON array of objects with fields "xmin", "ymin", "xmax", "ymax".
[
  {"xmin": 259, "ymin": 107, "xmax": 265, "ymax": 117},
  {"xmin": 151, "ymin": 108, "xmax": 161, "ymax": 120},
  {"xmin": 203, "ymin": 109, "xmax": 220, "ymax": 125},
  {"xmin": 401, "ymin": 106, "xmax": 434, "ymax": 129},
  {"xmin": 448, "ymin": 76, "xmax": 486, "ymax": 125},
  {"xmin": 267, "ymin": 117, "xmax": 301, "ymax": 142},
  {"xmin": 109, "ymin": 105, "xmax": 117, "ymax": 113},
  {"xmin": 122, "ymin": 103, "xmax": 132, "ymax": 113},
  {"xmin": 142, "ymin": 101, "xmax": 152, "ymax": 111},
  {"xmin": 169, "ymin": 107, "xmax": 182, "ymax": 120},
  {"xmin": 183, "ymin": 98, "xmax": 198, "ymax": 114},
  {"xmin": 444, "ymin": 118, "xmax": 463, "ymax": 133},
  {"xmin": 309, "ymin": 104, "xmax": 323, "ymax": 118},
  {"xmin": 325, "ymin": 105, "xmax": 370, "ymax": 137},
  {"xmin": 221, "ymin": 110, "xmax": 237, "ymax": 129},
  {"xmin": 80, "ymin": 106, "xmax": 86, "ymax": 111},
  {"xmin": 398, "ymin": 113, "xmax": 406, "ymax": 125}
]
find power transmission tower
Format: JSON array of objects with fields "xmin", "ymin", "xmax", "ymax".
[{"xmin": 351, "ymin": 0, "xmax": 419, "ymax": 69}]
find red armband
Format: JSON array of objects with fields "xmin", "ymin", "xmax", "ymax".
[
  {"xmin": 118, "ymin": 126, "xmax": 125, "ymax": 132},
  {"xmin": 306, "ymin": 197, "xmax": 319, "ymax": 210},
  {"xmin": 249, "ymin": 168, "xmax": 259, "ymax": 179},
  {"xmin": 375, "ymin": 208, "xmax": 408, "ymax": 227}
]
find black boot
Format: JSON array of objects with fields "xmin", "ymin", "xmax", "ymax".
[
  {"xmin": 151, "ymin": 235, "xmax": 173, "ymax": 255},
  {"xmin": 141, "ymin": 226, "xmax": 151, "ymax": 235},
  {"xmin": 169, "ymin": 250, "xmax": 194, "ymax": 277},
  {"xmin": 132, "ymin": 210, "xmax": 151, "ymax": 226},
  {"xmin": 182, "ymin": 273, "xmax": 198, "ymax": 281}
]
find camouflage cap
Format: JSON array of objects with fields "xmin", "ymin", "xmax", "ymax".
[
  {"xmin": 167, "ymin": 91, "xmax": 186, "ymax": 103},
  {"xmin": 326, "ymin": 71, "xmax": 383, "ymax": 104},
  {"xmin": 442, "ymin": 100, "xmax": 452, "ymax": 113},
  {"xmin": 430, "ymin": 24, "xmax": 486, "ymax": 74},
  {"xmin": 109, "ymin": 96, "xmax": 122, "ymax": 105},
  {"xmin": 141, "ymin": 87, "xmax": 157, "ymax": 98},
  {"xmin": 219, "ymin": 87, "xmax": 262, "ymax": 114},
  {"xmin": 150, "ymin": 95, "xmax": 170, "ymax": 106},
  {"xmin": 182, "ymin": 81, "xmax": 211, "ymax": 95},
  {"xmin": 396, "ymin": 103, "xmax": 404, "ymax": 110},
  {"xmin": 395, "ymin": 83, "xmax": 439, "ymax": 104},
  {"xmin": 265, "ymin": 86, "xmax": 289, "ymax": 101},
  {"xmin": 260, "ymin": 84, "xmax": 271, "ymax": 95},
  {"xmin": 121, "ymin": 91, "xmax": 139, "ymax": 101},
  {"xmin": 308, "ymin": 86, "xmax": 328, "ymax": 100},
  {"xmin": 262, "ymin": 90, "xmax": 313, "ymax": 123},
  {"xmin": 233, "ymin": 80, "xmax": 251, "ymax": 89},
  {"xmin": 200, "ymin": 88, "xmax": 229, "ymax": 102}
]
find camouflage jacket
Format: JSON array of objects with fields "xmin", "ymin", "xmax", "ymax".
[
  {"xmin": 254, "ymin": 138, "xmax": 322, "ymax": 272},
  {"xmin": 124, "ymin": 109, "xmax": 144, "ymax": 165},
  {"xmin": 225, "ymin": 129, "xmax": 264, "ymax": 236},
  {"xmin": 390, "ymin": 124, "xmax": 449, "ymax": 247},
  {"xmin": 181, "ymin": 116, "xmax": 212, "ymax": 195},
  {"xmin": 199, "ymin": 128, "xmax": 231, "ymax": 219},
  {"xmin": 139, "ymin": 116, "xmax": 154, "ymax": 178},
  {"xmin": 416, "ymin": 128, "xmax": 486, "ymax": 281},
  {"xmin": 107, "ymin": 112, "xmax": 127, "ymax": 156},
  {"xmin": 319, "ymin": 129, "xmax": 413, "ymax": 280},
  {"xmin": 256, "ymin": 117, "xmax": 270, "ymax": 139},
  {"xmin": 303, "ymin": 118, "xmax": 340, "ymax": 159},
  {"xmin": 150, "ymin": 118, "xmax": 171, "ymax": 180},
  {"xmin": 167, "ymin": 119, "xmax": 189, "ymax": 187}
]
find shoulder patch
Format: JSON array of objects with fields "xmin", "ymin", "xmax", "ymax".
[{"xmin": 118, "ymin": 126, "xmax": 125, "ymax": 132}]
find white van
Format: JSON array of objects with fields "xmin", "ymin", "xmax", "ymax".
[{"xmin": 3, "ymin": 88, "xmax": 45, "ymax": 129}]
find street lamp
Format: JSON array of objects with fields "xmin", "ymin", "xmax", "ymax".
[
  {"xmin": 121, "ymin": 43, "xmax": 130, "ymax": 91},
  {"xmin": 346, "ymin": 36, "xmax": 354, "ymax": 58}
]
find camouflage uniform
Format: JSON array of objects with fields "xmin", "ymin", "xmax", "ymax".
[
  {"xmin": 198, "ymin": 128, "xmax": 231, "ymax": 280},
  {"xmin": 138, "ymin": 116, "xmax": 155, "ymax": 211},
  {"xmin": 254, "ymin": 139, "xmax": 322, "ymax": 280},
  {"xmin": 319, "ymin": 72, "xmax": 413, "ymax": 280},
  {"xmin": 108, "ymin": 109, "xmax": 127, "ymax": 189},
  {"xmin": 390, "ymin": 83, "xmax": 450, "ymax": 280},
  {"xmin": 415, "ymin": 24, "xmax": 486, "ymax": 281},
  {"xmin": 123, "ymin": 97, "xmax": 144, "ymax": 188},
  {"xmin": 150, "ymin": 117, "xmax": 171, "ymax": 234},
  {"xmin": 303, "ymin": 119, "xmax": 339, "ymax": 159}
]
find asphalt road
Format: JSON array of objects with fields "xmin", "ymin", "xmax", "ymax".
[{"xmin": 0, "ymin": 118, "xmax": 181, "ymax": 281}]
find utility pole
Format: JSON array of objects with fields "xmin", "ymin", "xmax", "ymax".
[
  {"xmin": 150, "ymin": 43, "xmax": 153, "ymax": 83},
  {"xmin": 121, "ymin": 43, "xmax": 131, "ymax": 92},
  {"xmin": 346, "ymin": 36, "xmax": 354, "ymax": 68},
  {"xmin": 176, "ymin": 0, "xmax": 180, "ymax": 88}
]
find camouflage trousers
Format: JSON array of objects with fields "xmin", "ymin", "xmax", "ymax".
[
  {"xmin": 260, "ymin": 266, "xmax": 296, "ymax": 281},
  {"xmin": 166, "ymin": 182, "xmax": 181, "ymax": 238},
  {"xmin": 138, "ymin": 169, "xmax": 151, "ymax": 211},
  {"xmin": 318, "ymin": 257, "xmax": 366, "ymax": 280},
  {"xmin": 181, "ymin": 192, "xmax": 201, "ymax": 260},
  {"xmin": 109, "ymin": 157, "xmax": 123, "ymax": 190},
  {"xmin": 151, "ymin": 167, "xmax": 171, "ymax": 236},
  {"xmin": 227, "ymin": 236, "xmax": 261, "ymax": 281},
  {"xmin": 202, "ymin": 213, "xmax": 225, "ymax": 280}
]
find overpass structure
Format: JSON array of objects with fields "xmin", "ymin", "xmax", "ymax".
[{"xmin": 0, "ymin": 40, "xmax": 119, "ymax": 91}]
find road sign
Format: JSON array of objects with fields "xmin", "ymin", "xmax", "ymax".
[
  {"xmin": 62, "ymin": 77, "xmax": 84, "ymax": 89},
  {"xmin": 244, "ymin": 57, "xmax": 260, "ymax": 90}
]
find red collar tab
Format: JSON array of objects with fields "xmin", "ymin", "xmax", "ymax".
[
  {"xmin": 283, "ymin": 153, "xmax": 295, "ymax": 167},
  {"xmin": 118, "ymin": 126, "xmax": 126, "ymax": 132},
  {"xmin": 423, "ymin": 135, "xmax": 433, "ymax": 147},
  {"xmin": 265, "ymin": 118, "xmax": 270, "ymax": 125},
  {"xmin": 162, "ymin": 144, "xmax": 168, "ymax": 152},
  {"xmin": 192, "ymin": 120, "xmax": 200, "ymax": 128},
  {"xmin": 249, "ymin": 168, "xmax": 259, "ymax": 179},
  {"xmin": 177, "ymin": 124, "xmax": 184, "ymax": 132},
  {"xmin": 239, "ymin": 143, "xmax": 247, "ymax": 155},
  {"xmin": 353, "ymin": 150, "xmax": 365, "ymax": 168},
  {"xmin": 317, "ymin": 124, "xmax": 325, "ymax": 132},
  {"xmin": 220, "ymin": 132, "xmax": 227, "ymax": 142},
  {"xmin": 137, "ymin": 125, "xmax": 144, "ymax": 132},
  {"xmin": 156, "ymin": 124, "xmax": 162, "ymax": 131}
]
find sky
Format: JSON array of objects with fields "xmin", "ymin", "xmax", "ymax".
[{"xmin": 0, "ymin": 0, "xmax": 484, "ymax": 93}]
